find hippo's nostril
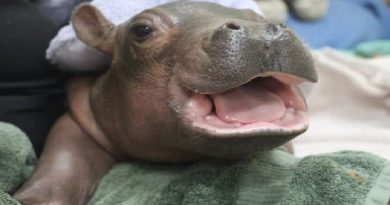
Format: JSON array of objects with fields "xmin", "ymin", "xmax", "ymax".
[{"xmin": 225, "ymin": 22, "xmax": 241, "ymax": 30}]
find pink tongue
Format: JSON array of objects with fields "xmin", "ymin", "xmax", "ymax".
[{"xmin": 211, "ymin": 82, "xmax": 286, "ymax": 124}]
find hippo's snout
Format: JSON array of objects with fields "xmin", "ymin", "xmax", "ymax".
[{"xmin": 181, "ymin": 20, "xmax": 316, "ymax": 94}]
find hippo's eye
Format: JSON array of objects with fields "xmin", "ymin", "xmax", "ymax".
[{"xmin": 131, "ymin": 24, "xmax": 154, "ymax": 41}]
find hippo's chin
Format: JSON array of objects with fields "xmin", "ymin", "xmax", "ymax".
[{"xmin": 184, "ymin": 73, "xmax": 309, "ymax": 137}]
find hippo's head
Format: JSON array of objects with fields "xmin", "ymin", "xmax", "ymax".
[{"xmin": 72, "ymin": 1, "xmax": 317, "ymax": 161}]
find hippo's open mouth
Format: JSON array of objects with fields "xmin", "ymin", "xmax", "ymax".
[{"xmin": 184, "ymin": 73, "xmax": 309, "ymax": 136}]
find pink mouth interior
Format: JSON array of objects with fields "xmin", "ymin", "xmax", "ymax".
[{"xmin": 185, "ymin": 76, "xmax": 309, "ymax": 134}]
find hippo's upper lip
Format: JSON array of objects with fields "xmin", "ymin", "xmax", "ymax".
[
  {"xmin": 183, "ymin": 73, "xmax": 309, "ymax": 136},
  {"xmin": 191, "ymin": 72, "xmax": 310, "ymax": 95}
]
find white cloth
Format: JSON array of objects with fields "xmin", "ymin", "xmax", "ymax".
[
  {"xmin": 46, "ymin": 0, "xmax": 262, "ymax": 72},
  {"xmin": 293, "ymin": 49, "xmax": 390, "ymax": 160}
]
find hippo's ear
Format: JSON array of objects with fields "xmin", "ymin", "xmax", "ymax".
[{"xmin": 72, "ymin": 4, "xmax": 115, "ymax": 55}]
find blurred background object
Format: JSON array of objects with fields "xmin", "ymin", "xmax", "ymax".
[
  {"xmin": 355, "ymin": 40, "xmax": 390, "ymax": 58},
  {"xmin": 286, "ymin": 0, "xmax": 330, "ymax": 21},
  {"xmin": 293, "ymin": 49, "xmax": 390, "ymax": 160},
  {"xmin": 255, "ymin": 0, "xmax": 289, "ymax": 23},
  {"xmin": 255, "ymin": 0, "xmax": 330, "ymax": 23},
  {"xmin": 286, "ymin": 0, "xmax": 390, "ymax": 49},
  {"xmin": 35, "ymin": 0, "xmax": 88, "ymax": 27},
  {"xmin": 0, "ymin": 0, "xmax": 89, "ymax": 155},
  {"xmin": 256, "ymin": 0, "xmax": 390, "ymax": 50}
]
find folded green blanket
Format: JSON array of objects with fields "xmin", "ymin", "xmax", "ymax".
[{"xmin": 1, "ymin": 122, "xmax": 390, "ymax": 205}]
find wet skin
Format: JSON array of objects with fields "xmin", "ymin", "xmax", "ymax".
[{"xmin": 14, "ymin": 2, "xmax": 318, "ymax": 205}]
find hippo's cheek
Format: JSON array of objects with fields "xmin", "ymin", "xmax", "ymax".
[{"xmin": 181, "ymin": 73, "xmax": 309, "ymax": 138}]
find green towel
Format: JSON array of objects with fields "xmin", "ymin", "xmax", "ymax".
[
  {"xmin": 1, "ymin": 122, "xmax": 390, "ymax": 205},
  {"xmin": 0, "ymin": 123, "xmax": 36, "ymax": 205}
]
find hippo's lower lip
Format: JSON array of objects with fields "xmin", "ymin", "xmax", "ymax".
[{"xmin": 184, "ymin": 73, "xmax": 309, "ymax": 136}]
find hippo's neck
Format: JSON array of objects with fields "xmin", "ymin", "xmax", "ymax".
[
  {"xmin": 67, "ymin": 73, "xmax": 137, "ymax": 160},
  {"xmin": 67, "ymin": 76, "xmax": 119, "ymax": 158}
]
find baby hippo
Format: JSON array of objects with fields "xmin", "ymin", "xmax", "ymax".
[{"xmin": 14, "ymin": 1, "xmax": 317, "ymax": 205}]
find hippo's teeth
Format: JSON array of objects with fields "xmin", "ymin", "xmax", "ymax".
[{"xmin": 183, "ymin": 76, "xmax": 309, "ymax": 135}]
